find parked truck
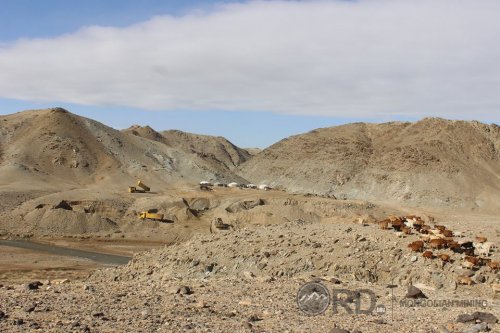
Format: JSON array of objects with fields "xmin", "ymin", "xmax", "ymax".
[
  {"xmin": 138, "ymin": 211, "xmax": 164, "ymax": 221},
  {"xmin": 129, "ymin": 180, "xmax": 151, "ymax": 193}
]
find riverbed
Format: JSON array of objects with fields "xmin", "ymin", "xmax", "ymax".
[{"xmin": 0, "ymin": 238, "xmax": 165, "ymax": 283}]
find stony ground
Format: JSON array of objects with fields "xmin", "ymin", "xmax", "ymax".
[
  {"xmin": 99, "ymin": 220, "xmax": 500, "ymax": 297},
  {"xmin": 0, "ymin": 220, "xmax": 498, "ymax": 333},
  {"xmin": 0, "ymin": 277, "xmax": 498, "ymax": 333}
]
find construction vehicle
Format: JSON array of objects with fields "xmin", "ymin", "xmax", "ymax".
[
  {"xmin": 129, "ymin": 180, "xmax": 151, "ymax": 193},
  {"xmin": 200, "ymin": 184, "xmax": 213, "ymax": 191},
  {"xmin": 210, "ymin": 217, "xmax": 233, "ymax": 233},
  {"xmin": 137, "ymin": 180, "xmax": 150, "ymax": 191},
  {"xmin": 138, "ymin": 211, "xmax": 164, "ymax": 221},
  {"xmin": 199, "ymin": 181, "xmax": 213, "ymax": 191}
]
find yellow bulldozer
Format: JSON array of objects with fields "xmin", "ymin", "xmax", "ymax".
[{"xmin": 129, "ymin": 180, "xmax": 151, "ymax": 193}]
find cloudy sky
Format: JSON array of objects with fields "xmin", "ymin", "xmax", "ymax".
[{"xmin": 0, "ymin": 0, "xmax": 499, "ymax": 147}]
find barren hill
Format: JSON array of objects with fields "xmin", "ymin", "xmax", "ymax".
[
  {"xmin": 0, "ymin": 108, "xmax": 247, "ymax": 191},
  {"xmin": 0, "ymin": 107, "xmax": 124, "ymax": 189},
  {"xmin": 161, "ymin": 130, "xmax": 251, "ymax": 170},
  {"xmin": 123, "ymin": 126, "xmax": 251, "ymax": 171},
  {"xmin": 239, "ymin": 118, "xmax": 500, "ymax": 210}
]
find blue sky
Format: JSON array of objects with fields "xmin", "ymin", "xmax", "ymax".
[
  {"xmin": 0, "ymin": 0, "xmax": 354, "ymax": 148},
  {"xmin": 0, "ymin": 0, "xmax": 498, "ymax": 148},
  {"xmin": 0, "ymin": 0, "xmax": 242, "ymax": 41}
]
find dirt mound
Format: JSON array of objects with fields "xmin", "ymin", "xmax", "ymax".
[
  {"xmin": 3, "ymin": 198, "xmax": 127, "ymax": 236},
  {"xmin": 239, "ymin": 118, "xmax": 500, "ymax": 210},
  {"xmin": 24, "ymin": 208, "xmax": 118, "ymax": 234},
  {"xmin": 96, "ymin": 219, "xmax": 498, "ymax": 296}
]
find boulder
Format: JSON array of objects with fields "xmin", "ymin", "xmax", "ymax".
[
  {"xmin": 472, "ymin": 312, "xmax": 498, "ymax": 324},
  {"xmin": 404, "ymin": 285, "xmax": 427, "ymax": 299},
  {"xmin": 24, "ymin": 281, "xmax": 42, "ymax": 291},
  {"xmin": 463, "ymin": 322, "xmax": 489, "ymax": 333}
]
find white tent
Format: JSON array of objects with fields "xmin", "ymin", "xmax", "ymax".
[
  {"xmin": 258, "ymin": 184, "xmax": 271, "ymax": 190},
  {"xmin": 227, "ymin": 182, "xmax": 239, "ymax": 188}
]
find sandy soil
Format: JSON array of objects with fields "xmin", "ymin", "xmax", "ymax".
[{"xmin": 0, "ymin": 245, "xmax": 99, "ymax": 283}]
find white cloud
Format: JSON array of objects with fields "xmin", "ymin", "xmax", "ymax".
[{"xmin": 0, "ymin": 0, "xmax": 499, "ymax": 120}]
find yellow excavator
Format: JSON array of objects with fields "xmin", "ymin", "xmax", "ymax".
[{"xmin": 129, "ymin": 180, "xmax": 151, "ymax": 193}]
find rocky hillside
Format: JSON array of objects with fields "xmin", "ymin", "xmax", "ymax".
[
  {"xmin": 162, "ymin": 130, "xmax": 251, "ymax": 170},
  {"xmin": 0, "ymin": 108, "xmax": 247, "ymax": 190},
  {"xmin": 123, "ymin": 126, "xmax": 251, "ymax": 171},
  {"xmin": 79, "ymin": 218, "xmax": 498, "ymax": 332},
  {"xmin": 239, "ymin": 118, "xmax": 500, "ymax": 209}
]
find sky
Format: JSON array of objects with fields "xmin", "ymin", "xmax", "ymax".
[{"xmin": 0, "ymin": 0, "xmax": 499, "ymax": 148}]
